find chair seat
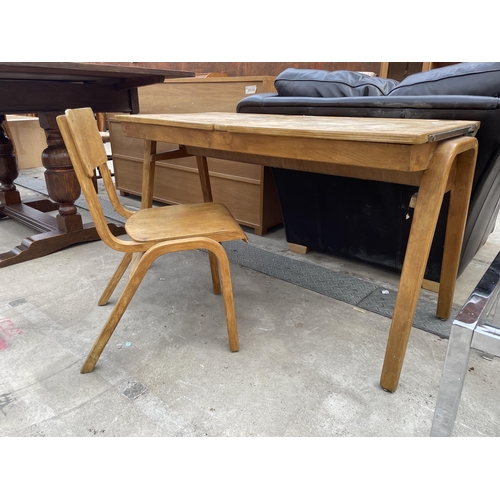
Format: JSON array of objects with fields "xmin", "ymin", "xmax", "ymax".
[{"xmin": 126, "ymin": 202, "xmax": 247, "ymax": 243}]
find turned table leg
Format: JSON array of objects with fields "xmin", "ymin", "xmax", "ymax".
[
  {"xmin": 0, "ymin": 112, "xmax": 125, "ymax": 268},
  {"xmin": 38, "ymin": 112, "xmax": 83, "ymax": 232},
  {"xmin": 0, "ymin": 114, "xmax": 21, "ymax": 209}
]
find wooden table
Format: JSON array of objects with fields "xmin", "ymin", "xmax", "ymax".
[
  {"xmin": 115, "ymin": 112, "xmax": 480, "ymax": 392},
  {"xmin": 0, "ymin": 62, "xmax": 193, "ymax": 268}
]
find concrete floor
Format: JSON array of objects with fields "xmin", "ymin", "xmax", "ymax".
[{"xmin": 1, "ymin": 168, "xmax": 500, "ymax": 438}]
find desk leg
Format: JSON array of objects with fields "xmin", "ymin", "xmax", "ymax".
[
  {"xmin": 196, "ymin": 156, "xmax": 213, "ymax": 203},
  {"xmin": 0, "ymin": 113, "xmax": 124, "ymax": 268},
  {"xmin": 195, "ymin": 156, "xmax": 222, "ymax": 294},
  {"xmin": 141, "ymin": 139, "xmax": 156, "ymax": 209},
  {"xmin": 436, "ymin": 148, "xmax": 477, "ymax": 320},
  {"xmin": 380, "ymin": 139, "xmax": 473, "ymax": 392}
]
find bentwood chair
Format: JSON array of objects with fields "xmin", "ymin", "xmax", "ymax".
[{"xmin": 57, "ymin": 107, "xmax": 248, "ymax": 374}]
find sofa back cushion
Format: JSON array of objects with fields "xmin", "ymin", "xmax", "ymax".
[
  {"xmin": 274, "ymin": 68, "xmax": 398, "ymax": 97},
  {"xmin": 389, "ymin": 62, "xmax": 500, "ymax": 97}
]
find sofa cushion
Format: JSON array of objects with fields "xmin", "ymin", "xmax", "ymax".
[
  {"xmin": 389, "ymin": 62, "xmax": 500, "ymax": 97},
  {"xmin": 274, "ymin": 68, "xmax": 398, "ymax": 97}
]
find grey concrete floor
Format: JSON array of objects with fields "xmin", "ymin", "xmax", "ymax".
[{"xmin": 1, "ymin": 168, "xmax": 500, "ymax": 439}]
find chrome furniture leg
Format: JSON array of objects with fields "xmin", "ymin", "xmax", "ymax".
[
  {"xmin": 431, "ymin": 251, "xmax": 500, "ymax": 436},
  {"xmin": 430, "ymin": 323, "xmax": 473, "ymax": 436}
]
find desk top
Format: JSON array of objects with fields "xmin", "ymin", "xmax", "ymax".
[{"xmin": 116, "ymin": 112, "xmax": 480, "ymax": 145}]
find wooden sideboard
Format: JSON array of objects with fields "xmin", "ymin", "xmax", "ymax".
[{"xmin": 109, "ymin": 75, "xmax": 283, "ymax": 235}]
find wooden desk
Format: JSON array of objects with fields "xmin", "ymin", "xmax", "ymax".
[
  {"xmin": 0, "ymin": 62, "xmax": 193, "ymax": 268},
  {"xmin": 116, "ymin": 112, "xmax": 480, "ymax": 393}
]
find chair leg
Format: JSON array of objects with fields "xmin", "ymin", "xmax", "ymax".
[
  {"xmin": 208, "ymin": 251, "xmax": 221, "ymax": 295},
  {"xmin": 81, "ymin": 253, "xmax": 154, "ymax": 373},
  {"xmin": 214, "ymin": 248, "xmax": 239, "ymax": 352},
  {"xmin": 130, "ymin": 251, "xmax": 144, "ymax": 277},
  {"xmin": 81, "ymin": 239, "xmax": 240, "ymax": 373},
  {"xmin": 144, "ymin": 239, "xmax": 239, "ymax": 352},
  {"xmin": 98, "ymin": 253, "xmax": 133, "ymax": 306}
]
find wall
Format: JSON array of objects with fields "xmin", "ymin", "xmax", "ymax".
[{"xmin": 91, "ymin": 62, "xmax": 382, "ymax": 77}]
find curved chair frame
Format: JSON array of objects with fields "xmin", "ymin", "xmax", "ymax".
[{"xmin": 57, "ymin": 108, "xmax": 247, "ymax": 373}]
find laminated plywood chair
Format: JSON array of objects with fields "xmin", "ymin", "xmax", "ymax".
[{"xmin": 57, "ymin": 107, "xmax": 248, "ymax": 374}]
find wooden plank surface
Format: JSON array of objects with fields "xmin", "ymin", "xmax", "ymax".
[{"xmin": 116, "ymin": 112, "xmax": 480, "ymax": 144}]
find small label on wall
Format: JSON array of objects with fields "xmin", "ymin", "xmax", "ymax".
[{"xmin": 245, "ymin": 85, "xmax": 257, "ymax": 94}]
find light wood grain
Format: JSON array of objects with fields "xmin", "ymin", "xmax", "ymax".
[
  {"xmin": 136, "ymin": 76, "xmax": 276, "ymax": 114},
  {"xmin": 379, "ymin": 136, "xmax": 478, "ymax": 392},
  {"xmin": 118, "ymin": 114, "xmax": 478, "ymax": 172},
  {"xmin": 117, "ymin": 112, "xmax": 479, "ymax": 393},
  {"xmin": 57, "ymin": 107, "xmax": 247, "ymax": 374},
  {"xmin": 116, "ymin": 112, "xmax": 479, "ymax": 144}
]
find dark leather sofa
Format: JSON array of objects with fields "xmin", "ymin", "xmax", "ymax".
[{"xmin": 236, "ymin": 62, "xmax": 500, "ymax": 283}]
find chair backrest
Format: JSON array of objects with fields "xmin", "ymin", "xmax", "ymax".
[{"xmin": 57, "ymin": 108, "xmax": 135, "ymax": 251}]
